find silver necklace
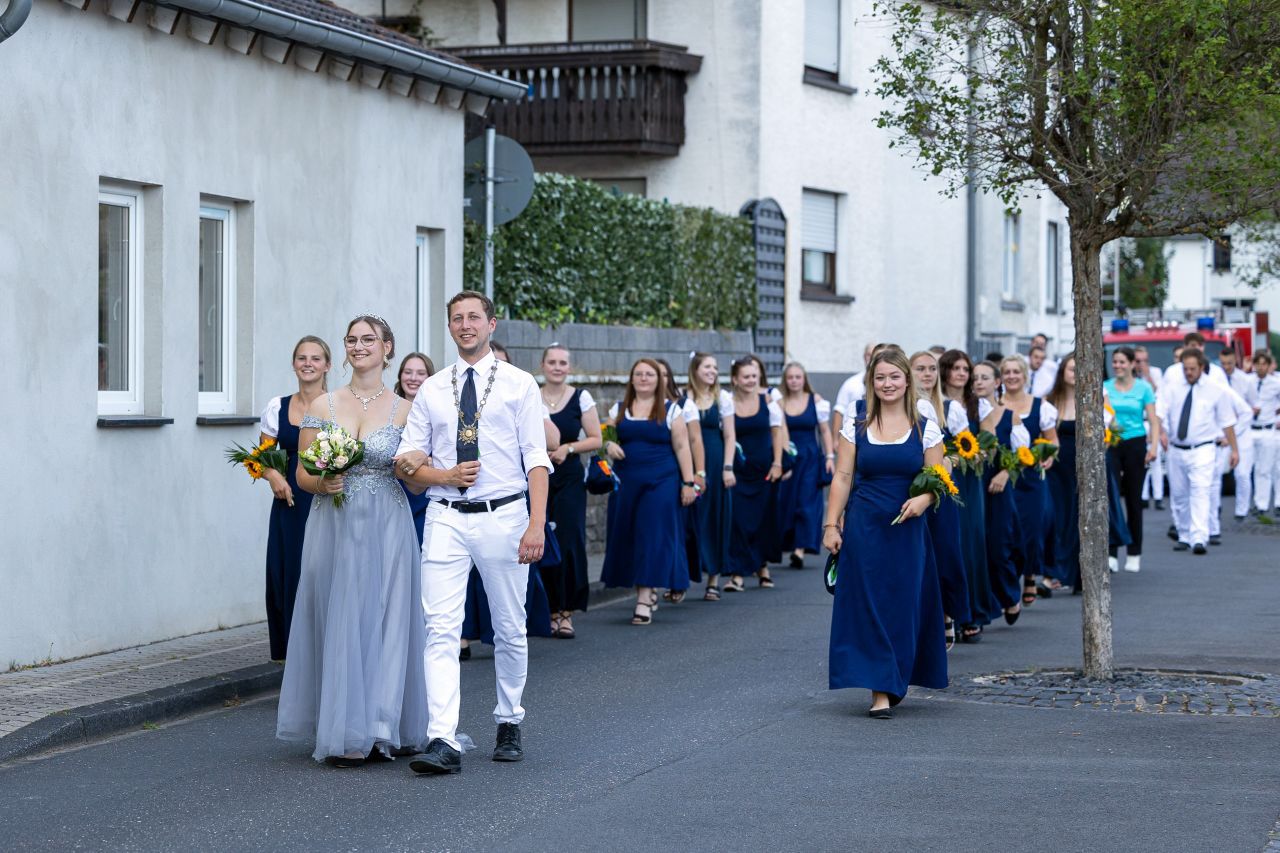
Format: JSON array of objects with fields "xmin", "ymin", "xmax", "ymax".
[
  {"xmin": 349, "ymin": 384, "xmax": 386, "ymax": 412},
  {"xmin": 452, "ymin": 360, "xmax": 500, "ymax": 446}
]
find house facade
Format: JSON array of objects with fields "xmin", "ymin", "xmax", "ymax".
[
  {"xmin": 350, "ymin": 0, "xmax": 1076, "ymax": 383},
  {"xmin": 0, "ymin": 0, "xmax": 521, "ymax": 664}
]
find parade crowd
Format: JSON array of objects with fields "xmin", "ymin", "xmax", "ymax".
[{"xmin": 256, "ymin": 294, "xmax": 1280, "ymax": 764}]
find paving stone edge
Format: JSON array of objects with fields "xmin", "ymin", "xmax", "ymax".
[{"xmin": 0, "ymin": 663, "xmax": 283, "ymax": 764}]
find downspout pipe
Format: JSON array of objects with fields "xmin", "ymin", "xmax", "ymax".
[
  {"xmin": 0, "ymin": 0, "xmax": 32, "ymax": 44},
  {"xmin": 159, "ymin": 0, "xmax": 527, "ymax": 100}
]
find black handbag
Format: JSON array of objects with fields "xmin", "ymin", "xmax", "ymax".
[
  {"xmin": 823, "ymin": 551, "xmax": 838, "ymax": 595},
  {"xmin": 584, "ymin": 456, "xmax": 621, "ymax": 495}
]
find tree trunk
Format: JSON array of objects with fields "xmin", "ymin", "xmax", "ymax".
[{"xmin": 1068, "ymin": 227, "xmax": 1114, "ymax": 679}]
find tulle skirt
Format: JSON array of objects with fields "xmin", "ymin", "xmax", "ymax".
[{"xmin": 276, "ymin": 485, "xmax": 428, "ymax": 761}]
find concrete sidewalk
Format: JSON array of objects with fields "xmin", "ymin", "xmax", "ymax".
[{"xmin": 0, "ymin": 555, "xmax": 624, "ymax": 761}]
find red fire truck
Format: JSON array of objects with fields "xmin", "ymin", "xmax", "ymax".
[{"xmin": 1102, "ymin": 307, "xmax": 1269, "ymax": 371}]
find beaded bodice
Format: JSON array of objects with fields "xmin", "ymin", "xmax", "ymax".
[{"xmin": 300, "ymin": 393, "xmax": 406, "ymax": 508}]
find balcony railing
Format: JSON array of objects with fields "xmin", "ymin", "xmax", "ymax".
[{"xmin": 450, "ymin": 40, "xmax": 703, "ymax": 156}]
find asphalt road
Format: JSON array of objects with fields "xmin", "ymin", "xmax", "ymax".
[{"xmin": 2, "ymin": 509, "xmax": 1276, "ymax": 852}]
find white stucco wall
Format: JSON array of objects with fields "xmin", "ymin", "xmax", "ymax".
[{"xmin": 0, "ymin": 2, "xmax": 465, "ymax": 664}]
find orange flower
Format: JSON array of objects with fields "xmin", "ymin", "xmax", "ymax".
[
  {"xmin": 934, "ymin": 464, "xmax": 960, "ymax": 496},
  {"xmin": 1034, "ymin": 437, "xmax": 1053, "ymax": 446},
  {"xmin": 243, "ymin": 460, "xmax": 264, "ymax": 480},
  {"xmin": 1017, "ymin": 446, "xmax": 1036, "ymax": 467}
]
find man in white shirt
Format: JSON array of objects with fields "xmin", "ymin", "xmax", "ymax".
[
  {"xmin": 1158, "ymin": 349, "xmax": 1239, "ymax": 553},
  {"xmin": 1162, "ymin": 331, "xmax": 1229, "ymax": 390},
  {"xmin": 1028, "ymin": 336, "xmax": 1059, "ymax": 397},
  {"xmin": 394, "ymin": 290, "xmax": 551, "ymax": 774},
  {"xmin": 1250, "ymin": 351, "xmax": 1280, "ymax": 514},
  {"xmin": 830, "ymin": 342, "xmax": 875, "ymax": 439},
  {"xmin": 1216, "ymin": 349, "xmax": 1260, "ymax": 522},
  {"xmin": 1135, "ymin": 346, "xmax": 1165, "ymax": 510}
]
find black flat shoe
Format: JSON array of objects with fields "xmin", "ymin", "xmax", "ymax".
[
  {"xmin": 959, "ymin": 624, "xmax": 983, "ymax": 643},
  {"xmin": 323, "ymin": 755, "xmax": 366, "ymax": 768},
  {"xmin": 868, "ymin": 707, "xmax": 893, "ymax": 719},
  {"xmin": 365, "ymin": 748, "xmax": 394, "ymax": 763},
  {"xmin": 409, "ymin": 739, "xmax": 462, "ymax": 775},
  {"xmin": 493, "ymin": 723, "xmax": 524, "ymax": 762},
  {"xmin": 459, "ymin": 644, "xmax": 471, "ymax": 661},
  {"xmin": 888, "ymin": 693, "xmax": 904, "ymax": 708},
  {"xmin": 789, "ymin": 553, "xmax": 805, "ymax": 570},
  {"xmin": 1004, "ymin": 606, "xmax": 1021, "ymax": 626}
]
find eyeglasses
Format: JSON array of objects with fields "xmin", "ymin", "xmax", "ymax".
[{"xmin": 344, "ymin": 335, "xmax": 381, "ymax": 348}]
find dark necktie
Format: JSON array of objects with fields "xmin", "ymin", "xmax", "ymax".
[
  {"xmin": 457, "ymin": 367, "xmax": 478, "ymax": 491},
  {"xmin": 1177, "ymin": 383, "xmax": 1194, "ymax": 442}
]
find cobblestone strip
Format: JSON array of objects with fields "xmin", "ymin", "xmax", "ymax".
[
  {"xmin": 1265, "ymin": 814, "xmax": 1280, "ymax": 852},
  {"xmin": 0, "ymin": 624, "xmax": 270, "ymax": 739}
]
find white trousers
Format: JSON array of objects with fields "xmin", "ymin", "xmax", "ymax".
[
  {"xmin": 1142, "ymin": 442, "xmax": 1165, "ymax": 501},
  {"xmin": 1168, "ymin": 444, "xmax": 1217, "ymax": 546},
  {"xmin": 1211, "ymin": 435, "xmax": 1253, "ymax": 527},
  {"xmin": 1254, "ymin": 428, "xmax": 1280, "ymax": 511},
  {"xmin": 419, "ymin": 499, "xmax": 530, "ymax": 750}
]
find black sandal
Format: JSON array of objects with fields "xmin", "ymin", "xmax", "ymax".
[
  {"xmin": 723, "ymin": 576, "xmax": 745, "ymax": 593},
  {"xmin": 631, "ymin": 603, "xmax": 652, "ymax": 625},
  {"xmin": 756, "ymin": 570, "xmax": 775, "ymax": 589},
  {"xmin": 1022, "ymin": 585, "xmax": 1037, "ymax": 606},
  {"xmin": 944, "ymin": 619, "xmax": 956, "ymax": 651},
  {"xmin": 663, "ymin": 590, "xmax": 686, "ymax": 604},
  {"xmin": 703, "ymin": 586, "xmax": 721, "ymax": 601},
  {"xmin": 556, "ymin": 614, "xmax": 576, "ymax": 639},
  {"xmin": 960, "ymin": 624, "xmax": 983, "ymax": 643}
]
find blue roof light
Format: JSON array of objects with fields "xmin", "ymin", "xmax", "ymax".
[
  {"xmin": 1111, "ymin": 319, "xmax": 1130, "ymax": 333},
  {"xmin": 1196, "ymin": 316, "xmax": 1216, "ymax": 332}
]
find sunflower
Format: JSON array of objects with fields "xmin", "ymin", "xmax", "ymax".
[
  {"xmin": 934, "ymin": 464, "xmax": 960, "ymax": 496},
  {"xmin": 243, "ymin": 460, "xmax": 264, "ymax": 480},
  {"xmin": 258, "ymin": 437, "xmax": 277, "ymax": 451},
  {"xmin": 1104, "ymin": 428, "xmax": 1115, "ymax": 445},
  {"xmin": 1034, "ymin": 437, "xmax": 1053, "ymax": 446},
  {"xmin": 954, "ymin": 430, "xmax": 980, "ymax": 459},
  {"xmin": 1017, "ymin": 446, "xmax": 1036, "ymax": 467}
]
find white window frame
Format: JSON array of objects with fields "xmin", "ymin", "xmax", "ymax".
[
  {"xmin": 1045, "ymin": 221, "xmax": 1061, "ymax": 312},
  {"xmin": 1002, "ymin": 211, "xmax": 1021, "ymax": 301},
  {"xmin": 804, "ymin": 0, "xmax": 841, "ymax": 79},
  {"xmin": 98, "ymin": 186, "xmax": 144, "ymax": 415},
  {"xmin": 198, "ymin": 204, "xmax": 237, "ymax": 414},
  {"xmin": 416, "ymin": 233, "xmax": 431, "ymax": 355}
]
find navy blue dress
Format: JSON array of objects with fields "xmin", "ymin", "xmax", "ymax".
[
  {"xmin": 692, "ymin": 397, "xmax": 733, "ymax": 578},
  {"xmin": 777, "ymin": 394, "xmax": 825, "ymax": 554},
  {"xmin": 728, "ymin": 394, "xmax": 777, "ymax": 578},
  {"xmin": 601, "ymin": 404, "xmax": 690, "ymax": 590},
  {"xmin": 929, "ymin": 402, "xmax": 972, "ymax": 626},
  {"xmin": 265, "ymin": 394, "xmax": 314, "ymax": 661},
  {"xmin": 1012, "ymin": 398, "xmax": 1050, "ymax": 584},
  {"xmin": 953, "ymin": 406, "xmax": 994, "ymax": 626},
  {"xmin": 1048, "ymin": 418, "xmax": 1081, "ymax": 591},
  {"xmin": 985, "ymin": 409, "xmax": 1024, "ymax": 612},
  {"xmin": 544, "ymin": 389, "xmax": 591, "ymax": 612},
  {"xmin": 829, "ymin": 420, "xmax": 948, "ymax": 696}
]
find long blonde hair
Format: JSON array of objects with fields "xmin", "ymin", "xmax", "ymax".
[
  {"xmin": 910, "ymin": 350, "xmax": 945, "ymax": 428},
  {"xmin": 863, "ymin": 348, "xmax": 921, "ymax": 436}
]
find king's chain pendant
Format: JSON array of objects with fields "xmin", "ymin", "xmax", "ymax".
[{"xmin": 452, "ymin": 360, "xmax": 500, "ymax": 448}]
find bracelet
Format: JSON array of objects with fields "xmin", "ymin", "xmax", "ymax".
[
  {"xmin": 696, "ymin": 470, "xmax": 707, "ymax": 478},
  {"xmin": 825, "ymin": 453, "xmax": 835, "ymax": 460},
  {"xmin": 682, "ymin": 481, "xmax": 696, "ymax": 488},
  {"xmin": 770, "ymin": 461, "xmax": 782, "ymax": 467},
  {"xmin": 823, "ymin": 523, "xmax": 840, "ymax": 529},
  {"xmin": 723, "ymin": 465, "xmax": 734, "ymax": 471}
]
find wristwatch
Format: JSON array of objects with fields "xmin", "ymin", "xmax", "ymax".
[
  {"xmin": 566, "ymin": 443, "xmax": 576, "ymax": 454},
  {"xmin": 682, "ymin": 481, "xmax": 696, "ymax": 487},
  {"xmin": 722, "ymin": 465, "xmax": 734, "ymax": 471},
  {"xmin": 696, "ymin": 469, "xmax": 707, "ymax": 478}
]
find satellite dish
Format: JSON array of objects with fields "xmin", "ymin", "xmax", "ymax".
[{"xmin": 463, "ymin": 133, "xmax": 535, "ymax": 226}]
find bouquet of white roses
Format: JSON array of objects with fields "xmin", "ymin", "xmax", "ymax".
[{"xmin": 299, "ymin": 425, "xmax": 364, "ymax": 508}]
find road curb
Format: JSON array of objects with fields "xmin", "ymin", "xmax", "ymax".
[{"xmin": 0, "ymin": 662, "xmax": 283, "ymax": 764}]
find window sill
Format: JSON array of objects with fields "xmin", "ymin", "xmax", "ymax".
[
  {"xmin": 802, "ymin": 71, "xmax": 858, "ymax": 95},
  {"xmin": 1001, "ymin": 300, "xmax": 1026, "ymax": 313},
  {"xmin": 196, "ymin": 415, "xmax": 261, "ymax": 426},
  {"xmin": 800, "ymin": 286, "xmax": 855, "ymax": 304},
  {"xmin": 97, "ymin": 415, "xmax": 175, "ymax": 429}
]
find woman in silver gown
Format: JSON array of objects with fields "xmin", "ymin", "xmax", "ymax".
[{"xmin": 275, "ymin": 315, "xmax": 428, "ymax": 766}]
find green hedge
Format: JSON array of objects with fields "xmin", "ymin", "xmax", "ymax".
[{"xmin": 464, "ymin": 173, "xmax": 757, "ymax": 329}]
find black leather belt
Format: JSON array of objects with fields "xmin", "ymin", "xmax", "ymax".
[
  {"xmin": 1170, "ymin": 440, "xmax": 1216, "ymax": 450},
  {"xmin": 1252, "ymin": 424, "xmax": 1275, "ymax": 430},
  {"xmin": 435, "ymin": 493, "xmax": 524, "ymax": 513}
]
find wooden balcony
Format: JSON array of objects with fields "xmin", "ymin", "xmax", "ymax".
[{"xmin": 449, "ymin": 40, "xmax": 703, "ymax": 156}]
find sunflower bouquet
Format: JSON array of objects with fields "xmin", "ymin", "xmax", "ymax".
[
  {"xmin": 299, "ymin": 426, "xmax": 364, "ymax": 509},
  {"xmin": 892, "ymin": 464, "xmax": 963, "ymax": 524},
  {"xmin": 945, "ymin": 428, "xmax": 999, "ymax": 475},
  {"xmin": 999, "ymin": 444, "xmax": 1037, "ymax": 486},
  {"xmin": 1030, "ymin": 437, "xmax": 1059, "ymax": 479},
  {"xmin": 1104, "ymin": 403, "xmax": 1123, "ymax": 448},
  {"xmin": 225, "ymin": 437, "xmax": 288, "ymax": 487},
  {"xmin": 599, "ymin": 423, "xmax": 619, "ymax": 456}
]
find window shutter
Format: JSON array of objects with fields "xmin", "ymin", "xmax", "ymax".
[
  {"xmin": 802, "ymin": 190, "xmax": 837, "ymax": 253},
  {"xmin": 805, "ymin": 0, "xmax": 840, "ymax": 74}
]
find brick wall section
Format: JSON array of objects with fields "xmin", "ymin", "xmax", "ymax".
[{"xmin": 495, "ymin": 320, "xmax": 755, "ymax": 553}]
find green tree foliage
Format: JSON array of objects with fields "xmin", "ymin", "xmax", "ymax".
[
  {"xmin": 1119, "ymin": 238, "xmax": 1171, "ymax": 309},
  {"xmin": 873, "ymin": 0, "xmax": 1280, "ymax": 678},
  {"xmin": 464, "ymin": 173, "xmax": 757, "ymax": 330}
]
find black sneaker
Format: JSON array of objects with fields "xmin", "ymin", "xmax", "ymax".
[
  {"xmin": 409, "ymin": 738, "xmax": 462, "ymax": 775},
  {"xmin": 493, "ymin": 723, "xmax": 523, "ymax": 762}
]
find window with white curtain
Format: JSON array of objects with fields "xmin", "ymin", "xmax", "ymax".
[
  {"xmin": 571, "ymin": 0, "xmax": 646, "ymax": 41},
  {"xmin": 198, "ymin": 204, "xmax": 236, "ymax": 414},
  {"xmin": 1003, "ymin": 211, "xmax": 1021, "ymax": 301},
  {"xmin": 805, "ymin": 0, "xmax": 840, "ymax": 79},
  {"xmin": 98, "ymin": 186, "xmax": 143, "ymax": 414},
  {"xmin": 1045, "ymin": 221, "xmax": 1061, "ymax": 312},
  {"xmin": 416, "ymin": 232, "xmax": 431, "ymax": 354},
  {"xmin": 802, "ymin": 189, "xmax": 839, "ymax": 291}
]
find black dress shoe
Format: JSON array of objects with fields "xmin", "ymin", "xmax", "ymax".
[
  {"xmin": 1173, "ymin": 542, "xmax": 1190, "ymax": 551},
  {"xmin": 1155, "ymin": 500, "xmax": 1164, "ymax": 511},
  {"xmin": 1192, "ymin": 543, "xmax": 1208, "ymax": 555},
  {"xmin": 409, "ymin": 739, "xmax": 462, "ymax": 775},
  {"xmin": 1209, "ymin": 534, "xmax": 1222, "ymax": 546},
  {"xmin": 493, "ymin": 723, "xmax": 523, "ymax": 762},
  {"xmin": 1166, "ymin": 525, "xmax": 1178, "ymax": 541}
]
